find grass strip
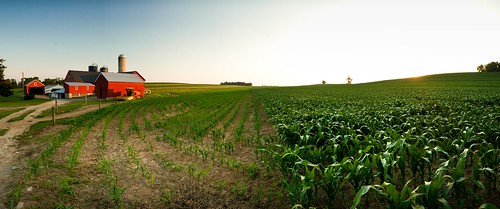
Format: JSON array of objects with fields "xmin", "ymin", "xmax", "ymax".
[
  {"xmin": 7, "ymin": 109, "xmax": 36, "ymax": 123},
  {"xmin": 0, "ymin": 108, "xmax": 24, "ymax": 120}
]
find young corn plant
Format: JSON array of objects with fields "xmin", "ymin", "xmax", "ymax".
[
  {"xmin": 480, "ymin": 148, "xmax": 499, "ymax": 191},
  {"xmin": 160, "ymin": 187, "xmax": 173, "ymax": 206},
  {"xmin": 58, "ymin": 177, "xmax": 75, "ymax": 202},
  {"xmin": 110, "ymin": 176, "xmax": 126, "ymax": 209},
  {"xmin": 351, "ymin": 180, "xmax": 423, "ymax": 209},
  {"xmin": 320, "ymin": 163, "xmax": 345, "ymax": 208},
  {"xmin": 415, "ymin": 169, "xmax": 453, "ymax": 209}
]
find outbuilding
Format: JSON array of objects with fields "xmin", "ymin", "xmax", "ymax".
[
  {"xmin": 24, "ymin": 79, "xmax": 45, "ymax": 95},
  {"xmin": 45, "ymin": 84, "xmax": 64, "ymax": 94},
  {"xmin": 45, "ymin": 84, "xmax": 65, "ymax": 98},
  {"xmin": 95, "ymin": 72, "xmax": 145, "ymax": 99},
  {"xmin": 64, "ymin": 82, "xmax": 95, "ymax": 98}
]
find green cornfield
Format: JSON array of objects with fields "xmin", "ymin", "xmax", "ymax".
[
  {"xmin": 254, "ymin": 73, "xmax": 500, "ymax": 208},
  {"xmin": 4, "ymin": 73, "xmax": 499, "ymax": 208}
]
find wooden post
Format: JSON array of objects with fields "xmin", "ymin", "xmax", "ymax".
[
  {"xmin": 99, "ymin": 99, "xmax": 101, "ymax": 109},
  {"xmin": 85, "ymin": 95, "xmax": 87, "ymax": 105},
  {"xmin": 52, "ymin": 107, "xmax": 55, "ymax": 126}
]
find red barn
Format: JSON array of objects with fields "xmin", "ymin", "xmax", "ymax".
[
  {"xmin": 24, "ymin": 79, "xmax": 45, "ymax": 95},
  {"xmin": 95, "ymin": 72, "xmax": 145, "ymax": 99},
  {"xmin": 64, "ymin": 82, "xmax": 95, "ymax": 98}
]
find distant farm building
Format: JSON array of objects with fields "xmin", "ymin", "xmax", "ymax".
[
  {"xmin": 24, "ymin": 79, "xmax": 45, "ymax": 95},
  {"xmin": 63, "ymin": 54, "xmax": 146, "ymax": 99},
  {"xmin": 64, "ymin": 82, "xmax": 95, "ymax": 98},
  {"xmin": 45, "ymin": 84, "xmax": 65, "ymax": 98}
]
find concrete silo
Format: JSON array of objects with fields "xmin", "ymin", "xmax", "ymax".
[
  {"xmin": 118, "ymin": 54, "xmax": 126, "ymax": 73},
  {"xmin": 100, "ymin": 65, "xmax": 109, "ymax": 72},
  {"xmin": 88, "ymin": 63, "xmax": 98, "ymax": 72}
]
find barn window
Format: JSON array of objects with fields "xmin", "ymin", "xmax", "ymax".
[
  {"xmin": 75, "ymin": 86, "xmax": 78, "ymax": 90},
  {"xmin": 86, "ymin": 86, "xmax": 89, "ymax": 90},
  {"xmin": 34, "ymin": 82, "xmax": 37, "ymax": 86}
]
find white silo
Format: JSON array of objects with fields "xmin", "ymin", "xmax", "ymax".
[{"xmin": 118, "ymin": 54, "xmax": 126, "ymax": 73}]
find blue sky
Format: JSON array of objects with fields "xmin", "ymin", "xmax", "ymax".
[{"xmin": 2, "ymin": 0, "xmax": 500, "ymax": 85}]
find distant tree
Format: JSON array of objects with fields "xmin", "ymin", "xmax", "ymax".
[
  {"xmin": 0, "ymin": 58, "xmax": 14, "ymax": 97},
  {"xmin": 0, "ymin": 59, "xmax": 6, "ymax": 80},
  {"xmin": 485, "ymin": 62, "xmax": 500, "ymax": 72},
  {"xmin": 220, "ymin": 81, "xmax": 252, "ymax": 86},
  {"xmin": 477, "ymin": 61, "xmax": 500, "ymax": 72},
  {"xmin": 322, "ymin": 80, "xmax": 326, "ymax": 85},
  {"xmin": 43, "ymin": 77, "xmax": 64, "ymax": 85},
  {"xmin": 346, "ymin": 76, "xmax": 353, "ymax": 84},
  {"xmin": 9, "ymin": 79, "xmax": 17, "ymax": 89},
  {"xmin": 477, "ymin": 64, "xmax": 486, "ymax": 72},
  {"xmin": 23, "ymin": 77, "xmax": 40, "ymax": 84}
]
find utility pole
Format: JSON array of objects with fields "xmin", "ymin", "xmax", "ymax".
[{"xmin": 21, "ymin": 72, "xmax": 25, "ymax": 100}]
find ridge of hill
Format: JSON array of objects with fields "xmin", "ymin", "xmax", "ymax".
[{"xmin": 361, "ymin": 72, "xmax": 500, "ymax": 87}]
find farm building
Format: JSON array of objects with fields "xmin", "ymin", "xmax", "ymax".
[
  {"xmin": 44, "ymin": 84, "xmax": 64, "ymax": 94},
  {"xmin": 45, "ymin": 84, "xmax": 65, "ymax": 98},
  {"xmin": 24, "ymin": 79, "xmax": 45, "ymax": 95},
  {"xmin": 62, "ymin": 54, "xmax": 146, "ymax": 100},
  {"xmin": 64, "ymin": 82, "xmax": 95, "ymax": 98},
  {"xmin": 95, "ymin": 72, "xmax": 145, "ymax": 99}
]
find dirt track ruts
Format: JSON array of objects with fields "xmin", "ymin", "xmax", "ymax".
[{"xmin": 0, "ymin": 100, "xmax": 108, "ymax": 201}]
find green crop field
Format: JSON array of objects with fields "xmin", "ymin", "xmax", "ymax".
[
  {"xmin": 3, "ymin": 73, "xmax": 500, "ymax": 209},
  {"xmin": 254, "ymin": 72, "xmax": 500, "ymax": 208}
]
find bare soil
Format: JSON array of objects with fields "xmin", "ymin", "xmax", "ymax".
[
  {"xmin": 0, "ymin": 101, "xmax": 110, "ymax": 205},
  {"xmin": 3, "ymin": 94, "xmax": 287, "ymax": 209}
]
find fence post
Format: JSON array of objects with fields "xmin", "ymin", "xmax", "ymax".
[
  {"xmin": 99, "ymin": 99, "xmax": 101, "ymax": 109},
  {"xmin": 85, "ymin": 95, "xmax": 87, "ymax": 105},
  {"xmin": 52, "ymin": 107, "xmax": 55, "ymax": 126}
]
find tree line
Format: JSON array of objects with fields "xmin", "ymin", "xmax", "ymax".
[
  {"xmin": 220, "ymin": 81, "xmax": 252, "ymax": 86},
  {"xmin": 0, "ymin": 58, "xmax": 13, "ymax": 97},
  {"xmin": 477, "ymin": 61, "xmax": 500, "ymax": 72},
  {"xmin": 0, "ymin": 58, "xmax": 65, "ymax": 97}
]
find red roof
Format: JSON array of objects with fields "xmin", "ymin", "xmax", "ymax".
[{"xmin": 25, "ymin": 79, "xmax": 45, "ymax": 87}]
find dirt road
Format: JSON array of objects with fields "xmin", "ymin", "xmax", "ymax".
[{"xmin": 0, "ymin": 100, "xmax": 107, "ymax": 201}]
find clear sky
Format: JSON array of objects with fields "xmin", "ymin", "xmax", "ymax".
[{"xmin": 2, "ymin": 0, "xmax": 500, "ymax": 85}]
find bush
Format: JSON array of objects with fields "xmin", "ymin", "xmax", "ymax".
[{"xmin": 23, "ymin": 94, "xmax": 35, "ymax": 100}]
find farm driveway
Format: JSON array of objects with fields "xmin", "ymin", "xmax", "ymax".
[{"xmin": 0, "ymin": 100, "xmax": 107, "ymax": 199}]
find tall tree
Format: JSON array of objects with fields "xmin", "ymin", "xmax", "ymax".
[{"xmin": 0, "ymin": 58, "xmax": 14, "ymax": 97}]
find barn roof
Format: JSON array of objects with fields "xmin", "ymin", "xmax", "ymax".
[
  {"xmin": 64, "ymin": 70, "xmax": 101, "ymax": 83},
  {"xmin": 65, "ymin": 82, "xmax": 95, "ymax": 86},
  {"xmin": 99, "ymin": 72, "xmax": 144, "ymax": 83},
  {"xmin": 123, "ymin": 71, "xmax": 146, "ymax": 81},
  {"xmin": 45, "ymin": 84, "xmax": 64, "ymax": 93},
  {"xmin": 45, "ymin": 84, "xmax": 64, "ymax": 90},
  {"xmin": 25, "ymin": 79, "xmax": 45, "ymax": 87}
]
